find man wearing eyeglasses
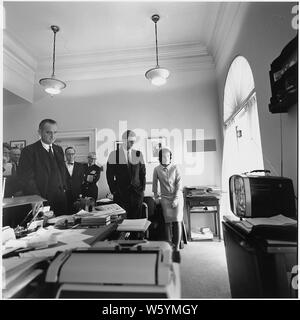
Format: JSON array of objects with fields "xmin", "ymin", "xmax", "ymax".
[
  {"xmin": 81, "ymin": 152, "xmax": 102, "ymax": 201},
  {"xmin": 64, "ymin": 146, "xmax": 85, "ymax": 214}
]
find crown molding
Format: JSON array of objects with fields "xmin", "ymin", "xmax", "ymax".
[
  {"xmin": 4, "ymin": 29, "xmax": 215, "ymax": 85},
  {"xmin": 3, "ymin": 31, "xmax": 37, "ymax": 103},
  {"xmin": 209, "ymin": 2, "xmax": 250, "ymax": 70},
  {"xmin": 4, "ymin": 31, "xmax": 37, "ymax": 72},
  {"xmin": 3, "ymin": 48, "xmax": 35, "ymax": 103},
  {"xmin": 36, "ymin": 42, "xmax": 215, "ymax": 81}
]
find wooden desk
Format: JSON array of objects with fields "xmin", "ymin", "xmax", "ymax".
[{"xmin": 184, "ymin": 188, "xmax": 221, "ymax": 241}]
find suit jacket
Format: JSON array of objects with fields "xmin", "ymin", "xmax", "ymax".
[
  {"xmin": 18, "ymin": 140, "xmax": 66, "ymax": 197},
  {"xmin": 106, "ymin": 148, "xmax": 146, "ymax": 196},
  {"xmin": 82, "ymin": 163, "xmax": 102, "ymax": 185},
  {"xmin": 65, "ymin": 162, "xmax": 85, "ymax": 199}
]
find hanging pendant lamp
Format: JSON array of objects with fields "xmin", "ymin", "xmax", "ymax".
[
  {"xmin": 39, "ymin": 25, "xmax": 66, "ymax": 95},
  {"xmin": 145, "ymin": 14, "xmax": 170, "ymax": 86}
]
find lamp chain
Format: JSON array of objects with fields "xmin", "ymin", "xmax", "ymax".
[
  {"xmin": 52, "ymin": 29, "xmax": 57, "ymax": 77},
  {"xmin": 154, "ymin": 21, "xmax": 159, "ymax": 67}
]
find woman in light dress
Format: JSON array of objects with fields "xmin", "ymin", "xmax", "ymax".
[{"xmin": 152, "ymin": 148, "xmax": 183, "ymax": 250}]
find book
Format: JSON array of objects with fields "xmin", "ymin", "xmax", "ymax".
[
  {"xmin": 117, "ymin": 218, "xmax": 151, "ymax": 232},
  {"xmin": 81, "ymin": 215, "xmax": 111, "ymax": 226}
]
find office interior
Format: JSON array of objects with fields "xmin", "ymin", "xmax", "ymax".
[{"xmin": 2, "ymin": 2, "xmax": 298, "ymax": 299}]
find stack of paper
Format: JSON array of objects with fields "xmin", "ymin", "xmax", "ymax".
[
  {"xmin": 117, "ymin": 218, "xmax": 151, "ymax": 232},
  {"xmin": 47, "ymin": 215, "xmax": 75, "ymax": 225},
  {"xmin": 95, "ymin": 203, "xmax": 126, "ymax": 222},
  {"xmin": 236, "ymin": 214, "xmax": 297, "ymax": 234},
  {"xmin": 16, "ymin": 229, "xmax": 92, "ymax": 258},
  {"xmin": 80, "ymin": 214, "xmax": 111, "ymax": 226},
  {"xmin": 95, "ymin": 203, "xmax": 126, "ymax": 214}
]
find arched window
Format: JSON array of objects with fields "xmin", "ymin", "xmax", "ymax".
[{"xmin": 221, "ymin": 56, "xmax": 264, "ymax": 215}]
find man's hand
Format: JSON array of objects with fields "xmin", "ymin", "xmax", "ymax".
[{"xmin": 171, "ymin": 198, "xmax": 178, "ymax": 208}]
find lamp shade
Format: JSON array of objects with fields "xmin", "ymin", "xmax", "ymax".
[
  {"xmin": 39, "ymin": 77, "xmax": 66, "ymax": 95},
  {"xmin": 39, "ymin": 25, "xmax": 66, "ymax": 95},
  {"xmin": 145, "ymin": 67, "xmax": 170, "ymax": 86}
]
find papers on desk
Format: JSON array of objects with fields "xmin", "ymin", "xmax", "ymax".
[
  {"xmin": 19, "ymin": 241, "xmax": 90, "ymax": 259},
  {"xmin": 98, "ymin": 198, "xmax": 112, "ymax": 203},
  {"xmin": 4, "ymin": 228, "xmax": 93, "ymax": 258},
  {"xmin": 95, "ymin": 203, "xmax": 126, "ymax": 214},
  {"xmin": 117, "ymin": 218, "xmax": 151, "ymax": 232},
  {"xmin": 235, "ymin": 214, "xmax": 297, "ymax": 234},
  {"xmin": 94, "ymin": 203, "xmax": 126, "ymax": 222},
  {"xmin": 47, "ymin": 215, "xmax": 75, "ymax": 225}
]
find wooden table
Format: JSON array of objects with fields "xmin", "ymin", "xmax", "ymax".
[{"xmin": 184, "ymin": 188, "xmax": 221, "ymax": 241}]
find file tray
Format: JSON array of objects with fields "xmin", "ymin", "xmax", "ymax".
[{"xmin": 45, "ymin": 241, "xmax": 180, "ymax": 298}]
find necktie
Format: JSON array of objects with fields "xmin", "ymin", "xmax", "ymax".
[
  {"xmin": 12, "ymin": 163, "xmax": 17, "ymax": 176},
  {"xmin": 48, "ymin": 146, "xmax": 55, "ymax": 164}
]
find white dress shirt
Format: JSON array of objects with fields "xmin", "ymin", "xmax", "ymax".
[
  {"xmin": 66, "ymin": 162, "xmax": 74, "ymax": 176},
  {"xmin": 122, "ymin": 145, "xmax": 132, "ymax": 165},
  {"xmin": 40, "ymin": 140, "xmax": 53, "ymax": 153}
]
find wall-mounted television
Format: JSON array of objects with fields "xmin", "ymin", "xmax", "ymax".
[{"xmin": 269, "ymin": 35, "xmax": 298, "ymax": 113}]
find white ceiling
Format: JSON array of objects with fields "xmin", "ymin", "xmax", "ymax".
[
  {"xmin": 3, "ymin": 1, "xmax": 248, "ymax": 104},
  {"xmin": 4, "ymin": 1, "xmax": 221, "ymax": 59}
]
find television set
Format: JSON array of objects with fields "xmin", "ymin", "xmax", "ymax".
[
  {"xmin": 269, "ymin": 35, "xmax": 298, "ymax": 113},
  {"xmin": 229, "ymin": 174, "xmax": 296, "ymax": 218}
]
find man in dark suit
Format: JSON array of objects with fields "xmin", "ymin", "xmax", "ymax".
[
  {"xmin": 64, "ymin": 146, "xmax": 85, "ymax": 214},
  {"xmin": 81, "ymin": 152, "xmax": 102, "ymax": 201},
  {"xmin": 106, "ymin": 130, "xmax": 146, "ymax": 219},
  {"xmin": 18, "ymin": 119, "xmax": 68, "ymax": 216}
]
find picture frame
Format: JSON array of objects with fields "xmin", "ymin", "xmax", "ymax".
[
  {"xmin": 147, "ymin": 137, "xmax": 167, "ymax": 163},
  {"xmin": 10, "ymin": 140, "xmax": 26, "ymax": 150}
]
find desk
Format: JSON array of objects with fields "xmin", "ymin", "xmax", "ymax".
[
  {"xmin": 222, "ymin": 221, "xmax": 297, "ymax": 298},
  {"xmin": 184, "ymin": 188, "xmax": 221, "ymax": 241},
  {"xmin": 2, "ymin": 223, "xmax": 120, "ymax": 298}
]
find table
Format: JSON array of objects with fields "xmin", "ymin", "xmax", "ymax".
[{"xmin": 184, "ymin": 187, "xmax": 221, "ymax": 241}]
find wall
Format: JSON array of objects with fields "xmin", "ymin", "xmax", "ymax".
[
  {"xmin": 215, "ymin": 2, "xmax": 298, "ymax": 195},
  {"xmin": 3, "ymin": 69, "xmax": 222, "ymax": 198}
]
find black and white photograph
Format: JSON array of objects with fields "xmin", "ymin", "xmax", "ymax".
[{"xmin": 1, "ymin": 0, "xmax": 298, "ymax": 305}]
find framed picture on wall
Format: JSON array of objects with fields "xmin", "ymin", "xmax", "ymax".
[
  {"xmin": 10, "ymin": 140, "xmax": 26, "ymax": 150},
  {"xmin": 147, "ymin": 137, "xmax": 167, "ymax": 163}
]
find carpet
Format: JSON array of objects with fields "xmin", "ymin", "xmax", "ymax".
[{"xmin": 180, "ymin": 240, "xmax": 231, "ymax": 299}]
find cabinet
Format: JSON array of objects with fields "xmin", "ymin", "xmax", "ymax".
[
  {"xmin": 184, "ymin": 187, "xmax": 221, "ymax": 241},
  {"xmin": 222, "ymin": 220, "xmax": 297, "ymax": 298}
]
